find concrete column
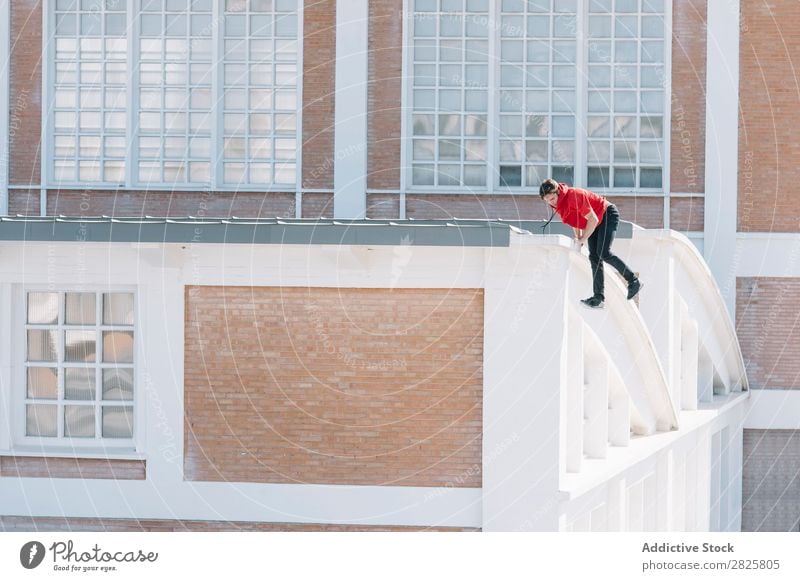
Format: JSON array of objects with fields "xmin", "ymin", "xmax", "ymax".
[
  {"xmin": 333, "ymin": 0, "xmax": 368, "ymax": 219},
  {"xmin": 481, "ymin": 244, "xmax": 568, "ymax": 531},
  {"xmin": 704, "ymin": 0, "xmax": 740, "ymax": 316}
]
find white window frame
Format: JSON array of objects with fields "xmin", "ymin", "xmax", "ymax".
[
  {"xmin": 43, "ymin": 0, "xmax": 305, "ymax": 194},
  {"xmin": 11, "ymin": 285, "xmax": 142, "ymax": 457},
  {"xmin": 402, "ymin": 0, "xmax": 671, "ymax": 198}
]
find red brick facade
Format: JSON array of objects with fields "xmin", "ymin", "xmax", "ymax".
[
  {"xmin": 736, "ymin": 278, "xmax": 800, "ymax": 389},
  {"xmin": 367, "ymin": 0, "xmax": 404, "ymax": 191},
  {"xmin": 301, "ymin": 0, "xmax": 337, "ymax": 191},
  {"xmin": 0, "ymin": 456, "xmax": 145, "ymax": 480},
  {"xmin": 7, "ymin": 189, "xmax": 40, "ymax": 216},
  {"xmin": 0, "ymin": 515, "xmax": 478, "ymax": 532},
  {"xmin": 606, "ymin": 196, "xmax": 664, "ymax": 229},
  {"xmin": 670, "ymin": 0, "xmax": 707, "ymax": 195},
  {"xmin": 367, "ymin": 193, "xmax": 402, "ymax": 219},
  {"xmin": 184, "ymin": 286, "xmax": 484, "ymax": 487},
  {"xmin": 9, "ymin": 0, "xmax": 42, "ymax": 186},
  {"xmin": 46, "ymin": 190, "xmax": 296, "ymax": 218},
  {"xmin": 405, "ymin": 194, "xmax": 551, "ymax": 220},
  {"xmin": 300, "ymin": 192, "xmax": 334, "ymax": 219},
  {"xmin": 738, "ymin": 1, "xmax": 800, "ymax": 232},
  {"xmin": 670, "ymin": 197, "xmax": 705, "ymax": 232}
]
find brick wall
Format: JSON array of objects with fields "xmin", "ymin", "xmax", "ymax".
[
  {"xmin": 184, "ymin": 286, "xmax": 484, "ymax": 487},
  {"xmin": 301, "ymin": 0, "xmax": 336, "ymax": 190},
  {"xmin": 736, "ymin": 278, "xmax": 800, "ymax": 389},
  {"xmin": 9, "ymin": 0, "xmax": 42, "ymax": 186},
  {"xmin": 301, "ymin": 192, "xmax": 334, "ymax": 218},
  {"xmin": 7, "ymin": 189, "xmax": 41, "ymax": 216},
  {"xmin": 367, "ymin": 194, "xmax": 401, "ymax": 219},
  {"xmin": 739, "ymin": 1, "xmax": 800, "ymax": 232},
  {"xmin": 0, "ymin": 457, "xmax": 145, "ymax": 480},
  {"xmin": 670, "ymin": 0, "xmax": 706, "ymax": 194},
  {"xmin": 367, "ymin": 0, "xmax": 404, "ymax": 191},
  {"xmin": 46, "ymin": 190, "xmax": 296, "ymax": 218},
  {"xmin": 401, "ymin": 194, "xmax": 663, "ymax": 227},
  {"xmin": 742, "ymin": 429, "xmax": 800, "ymax": 531},
  {"xmin": 606, "ymin": 196, "xmax": 663, "ymax": 228},
  {"xmin": 405, "ymin": 194, "xmax": 551, "ymax": 220},
  {"xmin": 0, "ymin": 515, "xmax": 478, "ymax": 532},
  {"xmin": 670, "ymin": 197, "xmax": 704, "ymax": 232}
]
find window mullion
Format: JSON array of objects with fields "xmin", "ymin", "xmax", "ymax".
[
  {"xmin": 575, "ymin": 0, "xmax": 587, "ymax": 187},
  {"xmin": 57, "ymin": 294, "xmax": 65, "ymax": 438},
  {"xmin": 128, "ymin": 0, "xmax": 139, "ymax": 189},
  {"xmin": 212, "ymin": 0, "xmax": 222, "ymax": 190},
  {"xmin": 96, "ymin": 292, "xmax": 102, "ymax": 440},
  {"xmin": 487, "ymin": 0, "xmax": 498, "ymax": 191}
]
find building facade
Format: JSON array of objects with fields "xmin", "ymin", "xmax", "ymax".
[{"xmin": 0, "ymin": 0, "xmax": 797, "ymax": 531}]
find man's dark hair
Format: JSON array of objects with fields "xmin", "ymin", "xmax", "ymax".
[{"xmin": 539, "ymin": 178, "xmax": 559, "ymax": 198}]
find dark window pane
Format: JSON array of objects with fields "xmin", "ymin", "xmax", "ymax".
[
  {"xmin": 499, "ymin": 165, "xmax": 522, "ymax": 187},
  {"xmin": 614, "ymin": 167, "xmax": 635, "ymax": 188},
  {"xmin": 551, "ymin": 166, "xmax": 573, "ymax": 185},
  {"xmin": 640, "ymin": 167, "xmax": 662, "ymax": 188},
  {"xmin": 587, "ymin": 166, "xmax": 609, "ymax": 188}
]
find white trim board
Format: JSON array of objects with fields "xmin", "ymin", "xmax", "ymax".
[
  {"xmin": 744, "ymin": 389, "xmax": 800, "ymax": 430},
  {"xmin": 703, "ymin": 0, "xmax": 740, "ymax": 315},
  {"xmin": 734, "ymin": 235, "xmax": 800, "ymax": 277}
]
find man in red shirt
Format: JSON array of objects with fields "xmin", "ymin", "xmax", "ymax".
[{"xmin": 539, "ymin": 178, "xmax": 642, "ymax": 308}]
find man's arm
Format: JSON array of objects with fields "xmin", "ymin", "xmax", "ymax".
[
  {"xmin": 577, "ymin": 210, "xmax": 599, "ymax": 245},
  {"xmin": 572, "ymin": 227, "xmax": 582, "ymax": 240}
]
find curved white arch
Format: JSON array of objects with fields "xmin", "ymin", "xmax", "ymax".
[
  {"xmin": 629, "ymin": 229, "xmax": 748, "ymax": 397},
  {"xmin": 564, "ymin": 246, "xmax": 678, "ymax": 434}
]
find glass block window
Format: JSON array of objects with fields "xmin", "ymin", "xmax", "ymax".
[
  {"xmin": 138, "ymin": 0, "xmax": 214, "ymax": 185},
  {"xmin": 407, "ymin": 0, "xmax": 667, "ymax": 192},
  {"xmin": 498, "ymin": 0, "xmax": 576, "ymax": 187},
  {"xmin": 222, "ymin": 0, "xmax": 299, "ymax": 186},
  {"xmin": 49, "ymin": 0, "xmax": 301, "ymax": 189},
  {"xmin": 586, "ymin": 0, "xmax": 665, "ymax": 189},
  {"xmin": 52, "ymin": 0, "xmax": 128, "ymax": 183},
  {"xmin": 410, "ymin": 0, "xmax": 490, "ymax": 187},
  {"xmin": 24, "ymin": 292, "xmax": 135, "ymax": 442}
]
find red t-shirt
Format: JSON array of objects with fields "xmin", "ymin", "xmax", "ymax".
[{"xmin": 554, "ymin": 183, "xmax": 609, "ymax": 229}]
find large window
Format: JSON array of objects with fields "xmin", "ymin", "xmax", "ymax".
[
  {"xmin": 52, "ymin": 0, "xmax": 128, "ymax": 184},
  {"xmin": 23, "ymin": 291, "xmax": 135, "ymax": 444},
  {"xmin": 49, "ymin": 0, "xmax": 301, "ymax": 189},
  {"xmin": 407, "ymin": 0, "xmax": 667, "ymax": 191}
]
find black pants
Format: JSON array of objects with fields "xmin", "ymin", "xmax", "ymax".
[{"xmin": 587, "ymin": 204, "xmax": 636, "ymax": 300}]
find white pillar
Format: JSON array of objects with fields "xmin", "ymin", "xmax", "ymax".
[
  {"xmin": 637, "ymin": 246, "xmax": 678, "ymax": 398},
  {"xmin": 704, "ymin": 0, "xmax": 740, "ymax": 316},
  {"xmin": 681, "ymin": 315, "xmax": 699, "ymax": 410},
  {"xmin": 140, "ymin": 262, "xmax": 186, "ymax": 489},
  {"xmin": 0, "ymin": 0, "xmax": 10, "ymax": 215},
  {"xmin": 482, "ymin": 245, "xmax": 568, "ymax": 531},
  {"xmin": 333, "ymin": 0, "xmax": 368, "ymax": 219},
  {"xmin": 565, "ymin": 314, "xmax": 583, "ymax": 472}
]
